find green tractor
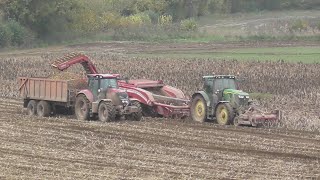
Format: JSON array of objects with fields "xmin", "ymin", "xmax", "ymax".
[{"xmin": 191, "ymin": 75, "xmax": 279, "ymax": 126}]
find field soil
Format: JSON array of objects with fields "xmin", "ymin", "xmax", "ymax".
[
  {"xmin": 0, "ymin": 98, "xmax": 319, "ymax": 179},
  {"xmin": 1, "ymin": 41, "xmax": 320, "ymax": 179},
  {"xmin": 1, "ymin": 40, "xmax": 319, "ymax": 58}
]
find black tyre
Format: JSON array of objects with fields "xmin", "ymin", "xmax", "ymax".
[
  {"xmin": 27, "ymin": 100, "xmax": 37, "ymax": 116},
  {"xmin": 191, "ymin": 95, "xmax": 207, "ymax": 123},
  {"xmin": 127, "ymin": 101, "xmax": 142, "ymax": 121},
  {"xmin": 98, "ymin": 101, "xmax": 116, "ymax": 122},
  {"xmin": 75, "ymin": 95, "xmax": 90, "ymax": 121},
  {"xmin": 215, "ymin": 103, "xmax": 234, "ymax": 125},
  {"xmin": 37, "ymin": 101, "xmax": 51, "ymax": 117}
]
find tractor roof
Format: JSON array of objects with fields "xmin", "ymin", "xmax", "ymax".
[
  {"xmin": 87, "ymin": 74, "xmax": 120, "ymax": 78},
  {"xmin": 203, "ymin": 75, "xmax": 235, "ymax": 79}
]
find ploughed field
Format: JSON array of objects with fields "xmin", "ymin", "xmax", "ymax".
[
  {"xmin": 0, "ymin": 41, "xmax": 320, "ymax": 179},
  {"xmin": 0, "ymin": 98, "xmax": 319, "ymax": 179}
]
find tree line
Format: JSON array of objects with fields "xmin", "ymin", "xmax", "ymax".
[{"xmin": 0, "ymin": 0, "xmax": 319, "ymax": 47}]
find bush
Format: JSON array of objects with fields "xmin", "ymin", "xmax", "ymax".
[
  {"xmin": 0, "ymin": 24, "xmax": 13, "ymax": 47},
  {"xmin": 290, "ymin": 19, "xmax": 309, "ymax": 32},
  {"xmin": 6, "ymin": 21, "xmax": 29, "ymax": 46},
  {"xmin": 158, "ymin": 15, "xmax": 173, "ymax": 27},
  {"xmin": 119, "ymin": 13, "xmax": 152, "ymax": 29},
  {"xmin": 0, "ymin": 21, "xmax": 32, "ymax": 48},
  {"xmin": 180, "ymin": 18, "xmax": 198, "ymax": 31}
]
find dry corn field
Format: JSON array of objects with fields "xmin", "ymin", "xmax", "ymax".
[{"xmin": 0, "ymin": 42, "xmax": 319, "ymax": 179}]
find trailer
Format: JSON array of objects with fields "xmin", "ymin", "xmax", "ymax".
[{"xmin": 18, "ymin": 77, "xmax": 78, "ymax": 117}]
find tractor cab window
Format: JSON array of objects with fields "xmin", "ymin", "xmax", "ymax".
[
  {"xmin": 100, "ymin": 78, "xmax": 118, "ymax": 89},
  {"xmin": 88, "ymin": 77, "xmax": 100, "ymax": 99},
  {"xmin": 214, "ymin": 78, "xmax": 236, "ymax": 91},
  {"xmin": 204, "ymin": 78, "xmax": 214, "ymax": 94}
]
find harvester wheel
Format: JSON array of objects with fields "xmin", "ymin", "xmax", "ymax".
[
  {"xmin": 215, "ymin": 103, "xmax": 234, "ymax": 125},
  {"xmin": 37, "ymin": 101, "xmax": 51, "ymax": 117},
  {"xmin": 233, "ymin": 117, "xmax": 240, "ymax": 127},
  {"xmin": 98, "ymin": 102, "xmax": 116, "ymax": 122},
  {"xmin": 191, "ymin": 95, "xmax": 207, "ymax": 123},
  {"xmin": 127, "ymin": 101, "xmax": 143, "ymax": 121},
  {"xmin": 75, "ymin": 95, "xmax": 90, "ymax": 121},
  {"xmin": 27, "ymin": 100, "xmax": 37, "ymax": 116}
]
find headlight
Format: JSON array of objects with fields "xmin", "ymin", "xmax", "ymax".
[
  {"xmin": 121, "ymin": 99, "xmax": 129, "ymax": 105},
  {"xmin": 246, "ymin": 96, "xmax": 249, "ymax": 99},
  {"xmin": 238, "ymin": 95, "xmax": 244, "ymax": 98}
]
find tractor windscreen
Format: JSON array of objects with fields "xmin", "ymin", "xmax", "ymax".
[
  {"xmin": 101, "ymin": 78, "xmax": 118, "ymax": 88},
  {"xmin": 214, "ymin": 78, "xmax": 236, "ymax": 90}
]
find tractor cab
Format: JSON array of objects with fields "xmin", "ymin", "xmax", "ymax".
[
  {"xmin": 202, "ymin": 75, "xmax": 249, "ymax": 106},
  {"xmin": 203, "ymin": 75, "xmax": 237, "ymax": 95},
  {"xmin": 87, "ymin": 74, "xmax": 129, "ymax": 105}
]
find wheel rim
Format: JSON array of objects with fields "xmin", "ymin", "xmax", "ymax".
[
  {"xmin": 79, "ymin": 101, "xmax": 87, "ymax": 116},
  {"xmin": 28, "ymin": 105, "xmax": 34, "ymax": 115},
  {"xmin": 102, "ymin": 106, "xmax": 107, "ymax": 118},
  {"xmin": 99, "ymin": 104, "xmax": 109, "ymax": 121},
  {"xmin": 38, "ymin": 105, "xmax": 43, "ymax": 114},
  {"xmin": 218, "ymin": 107, "xmax": 228, "ymax": 124},
  {"xmin": 194, "ymin": 100, "xmax": 205, "ymax": 120}
]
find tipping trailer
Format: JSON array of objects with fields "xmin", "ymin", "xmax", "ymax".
[
  {"xmin": 51, "ymin": 53, "xmax": 190, "ymax": 118},
  {"xmin": 18, "ymin": 77, "xmax": 77, "ymax": 117},
  {"xmin": 18, "ymin": 75, "xmax": 142, "ymax": 122}
]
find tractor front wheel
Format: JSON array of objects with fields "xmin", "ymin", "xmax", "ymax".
[
  {"xmin": 215, "ymin": 103, "xmax": 234, "ymax": 125},
  {"xmin": 191, "ymin": 95, "xmax": 207, "ymax": 123},
  {"xmin": 98, "ymin": 102, "xmax": 116, "ymax": 122},
  {"xmin": 127, "ymin": 101, "xmax": 143, "ymax": 121}
]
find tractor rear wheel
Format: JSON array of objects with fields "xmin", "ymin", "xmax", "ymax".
[
  {"xmin": 127, "ymin": 101, "xmax": 142, "ymax": 121},
  {"xmin": 215, "ymin": 103, "xmax": 234, "ymax": 125},
  {"xmin": 75, "ymin": 95, "xmax": 90, "ymax": 121},
  {"xmin": 191, "ymin": 95, "xmax": 207, "ymax": 123},
  {"xmin": 37, "ymin": 101, "xmax": 51, "ymax": 117},
  {"xmin": 27, "ymin": 100, "xmax": 37, "ymax": 116},
  {"xmin": 98, "ymin": 102, "xmax": 116, "ymax": 122}
]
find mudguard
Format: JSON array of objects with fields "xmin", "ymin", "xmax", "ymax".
[
  {"xmin": 77, "ymin": 90, "xmax": 94, "ymax": 103},
  {"xmin": 192, "ymin": 91, "xmax": 211, "ymax": 107},
  {"xmin": 92, "ymin": 99, "xmax": 112, "ymax": 113}
]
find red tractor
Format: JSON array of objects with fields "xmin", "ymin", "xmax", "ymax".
[
  {"xmin": 51, "ymin": 53, "xmax": 189, "ymax": 118},
  {"xmin": 51, "ymin": 54, "xmax": 142, "ymax": 121},
  {"xmin": 75, "ymin": 73, "xmax": 142, "ymax": 121}
]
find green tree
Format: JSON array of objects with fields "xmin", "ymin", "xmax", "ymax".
[{"xmin": 2, "ymin": 0, "xmax": 80, "ymax": 37}]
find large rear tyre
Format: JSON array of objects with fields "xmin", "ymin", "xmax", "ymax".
[
  {"xmin": 27, "ymin": 100, "xmax": 37, "ymax": 116},
  {"xmin": 127, "ymin": 101, "xmax": 142, "ymax": 121},
  {"xmin": 98, "ymin": 102, "xmax": 116, "ymax": 122},
  {"xmin": 75, "ymin": 95, "xmax": 90, "ymax": 121},
  {"xmin": 215, "ymin": 103, "xmax": 234, "ymax": 125},
  {"xmin": 191, "ymin": 95, "xmax": 207, "ymax": 123},
  {"xmin": 37, "ymin": 101, "xmax": 51, "ymax": 117}
]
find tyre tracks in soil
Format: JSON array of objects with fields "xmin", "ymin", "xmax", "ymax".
[{"xmin": 0, "ymin": 98, "xmax": 319, "ymax": 179}]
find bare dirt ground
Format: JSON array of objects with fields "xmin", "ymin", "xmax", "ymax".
[
  {"xmin": 0, "ymin": 98, "xmax": 319, "ymax": 179},
  {"xmin": 1, "ymin": 41, "xmax": 320, "ymax": 179},
  {"xmin": 1, "ymin": 40, "xmax": 319, "ymax": 58}
]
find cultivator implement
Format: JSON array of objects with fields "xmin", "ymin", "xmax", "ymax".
[{"xmin": 234, "ymin": 107, "xmax": 281, "ymax": 127}]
